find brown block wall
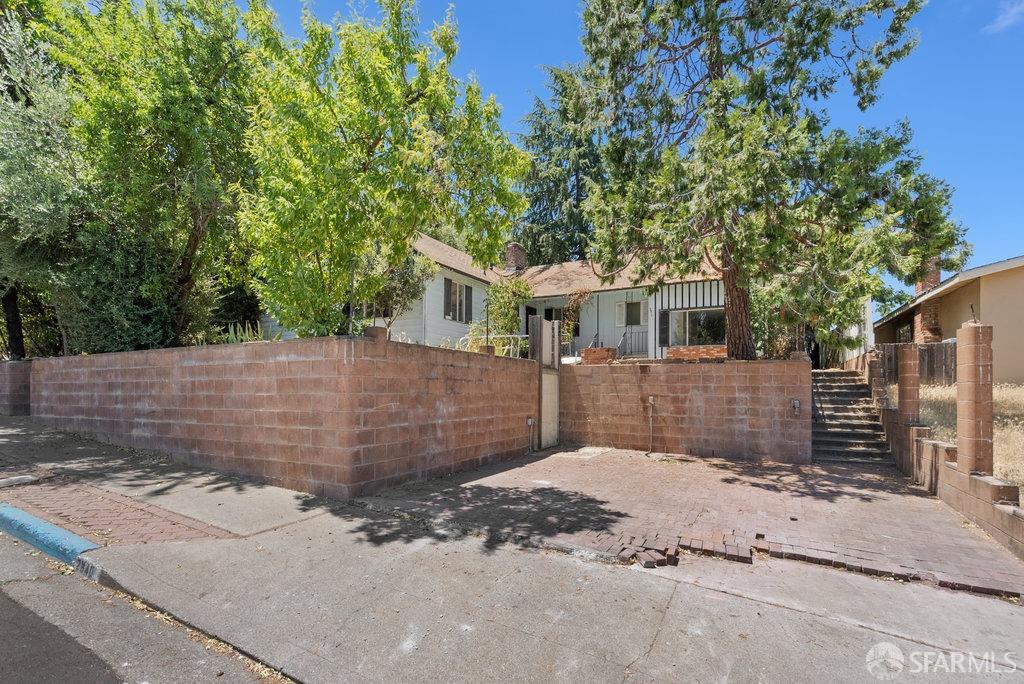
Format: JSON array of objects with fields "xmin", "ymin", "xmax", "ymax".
[
  {"xmin": 938, "ymin": 459, "xmax": 1024, "ymax": 561},
  {"xmin": 0, "ymin": 360, "xmax": 32, "ymax": 416},
  {"xmin": 30, "ymin": 335, "xmax": 538, "ymax": 499},
  {"xmin": 581, "ymin": 347, "xmax": 617, "ymax": 365},
  {"xmin": 897, "ymin": 344, "xmax": 920, "ymax": 425},
  {"xmin": 559, "ymin": 359, "xmax": 812, "ymax": 463}
]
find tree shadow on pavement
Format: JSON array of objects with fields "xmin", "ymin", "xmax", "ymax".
[
  {"xmin": 696, "ymin": 456, "xmax": 929, "ymax": 503},
  {"xmin": 0, "ymin": 417, "xmax": 272, "ymax": 497},
  {"xmin": 2, "ymin": 418, "xmax": 631, "ymax": 554},
  {"xmin": 307, "ymin": 483, "xmax": 630, "ymax": 554}
]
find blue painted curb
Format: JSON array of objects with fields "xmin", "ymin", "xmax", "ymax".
[{"xmin": 0, "ymin": 504, "xmax": 99, "ymax": 565}]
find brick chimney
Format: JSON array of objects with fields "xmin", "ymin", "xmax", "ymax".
[
  {"xmin": 915, "ymin": 258, "xmax": 941, "ymax": 295},
  {"xmin": 913, "ymin": 257, "xmax": 942, "ymax": 343},
  {"xmin": 504, "ymin": 242, "xmax": 527, "ymax": 272}
]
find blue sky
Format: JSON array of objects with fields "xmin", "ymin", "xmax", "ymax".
[{"xmin": 263, "ymin": 1, "xmax": 1023, "ymax": 280}]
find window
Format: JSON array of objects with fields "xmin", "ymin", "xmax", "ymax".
[
  {"xmin": 662, "ymin": 308, "xmax": 726, "ymax": 346},
  {"xmin": 544, "ymin": 307, "xmax": 562, "ymax": 322},
  {"xmin": 615, "ymin": 301, "xmax": 647, "ymax": 327},
  {"xmin": 543, "ymin": 307, "xmax": 579, "ymax": 337},
  {"xmin": 896, "ymin": 323, "xmax": 912, "ymax": 343},
  {"xmin": 524, "ymin": 306, "xmax": 537, "ymax": 334},
  {"xmin": 443, "ymin": 278, "xmax": 473, "ymax": 324}
]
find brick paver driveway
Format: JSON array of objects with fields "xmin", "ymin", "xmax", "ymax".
[
  {"xmin": 362, "ymin": 447, "xmax": 1024, "ymax": 597},
  {"xmin": 0, "ymin": 420, "xmax": 233, "ymax": 547}
]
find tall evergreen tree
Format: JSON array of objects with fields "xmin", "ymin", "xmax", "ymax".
[
  {"xmin": 517, "ymin": 66, "xmax": 604, "ymax": 265},
  {"xmin": 581, "ymin": 0, "xmax": 969, "ymax": 358}
]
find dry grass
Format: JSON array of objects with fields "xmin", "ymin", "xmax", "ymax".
[{"xmin": 902, "ymin": 384, "xmax": 1024, "ymax": 489}]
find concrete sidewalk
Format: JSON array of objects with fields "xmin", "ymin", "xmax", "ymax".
[{"xmin": 2, "ymin": 417, "xmax": 1024, "ymax": 682}]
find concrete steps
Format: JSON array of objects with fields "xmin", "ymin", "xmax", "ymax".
[{"xmin": 812, "ymin": 370, "xmax": 892, "ymax": 466}]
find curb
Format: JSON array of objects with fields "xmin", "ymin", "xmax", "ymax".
[
  {"xmin": 73, "ymin": 552, "xmax": 296, "ymax": 682},
  {"xmin": 0, "ymin": 503, "xmax": 100, "ymax": 565}
]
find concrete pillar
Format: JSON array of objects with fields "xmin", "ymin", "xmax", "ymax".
[
  {"xmin": 956, "ymin": 322, "xmax": 994, "ymax": 474},
  {"xmin": 898, "ymin": 344, "xmax": 920, "ymax": 425},
  {"xmin": 867, "ymin": 351, "xmax": 887, "ymax": 406}
]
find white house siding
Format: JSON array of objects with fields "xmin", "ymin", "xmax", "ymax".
[
  {"xmin": 372, "ymin": 268, "xmax": 489, "ymax": 347},
  {"xmin": 424, "ymin": 268, "xmax": 489, "ymax": 347},
  {"xmin": 649, "ymin": 280, "xmax": 725, "ymax": 359},
  {"xmin": 375, "ymin": 294, "xmax": 426, "ymax": 344},
  {"xmin": 526, "ymin": 288, "xmax": 650, "ymax": 357}
]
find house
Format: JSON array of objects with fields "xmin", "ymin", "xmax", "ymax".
[
  {"xmin": 507, "ymin": 244, "xmax": 725, "ymax": 359},
  {"xmin": 873, "ymin": 254, "xmax": 1024, "ymax": 382},
  {"xmin": 372, "ymin": 233, "xmax": 496, "ymax": 347},
  {"xmin": 378, "ymin": 235, "xmax": 726, "ymax": 360}
]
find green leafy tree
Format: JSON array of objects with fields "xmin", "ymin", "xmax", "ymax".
[
  {"xmin": 240, "ymin": 0, "xmax": 528, "ymax": 337},
  {"xmin": 517, "ymin": 66, "xmax": 604, "ymax": 264},
  {"xmin": 467, "ymin": 276, "xmax": 533, "ymax": 356},
  {"xmin": 368, "ymin": 253, "xmax": 438, "ymax": 336},
  {"xmin": 41, "ymin": 0, "xmax": 254, "ymax": 351},
  {"xmin": 581, "ymin": 0, "xmax": 969, "ymax": 358},
  {"xmin": 561, "ymin": 288, "xmax": 592, "ymax": 345},
  {"xmin": 0, "ymin": 12, "xmax": 83, "ymax": 358}
]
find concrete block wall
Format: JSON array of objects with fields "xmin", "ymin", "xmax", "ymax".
[
  {"xmin": 560, "ymin": 359, "xmax": 812, "ymax": 463},
  {"xmin": 937, "ymin": 452, "xmax": 1023, "ymax": 560},
  {"xmin": 882, "ymin": 321, "xmax": 1024, "ymax": 561},
  {"xmin": 29, "ymin": 333, "xmax": 538, "ymax": 499},
  {"xmin": 0, "ymin": 360, "xmax": 32, "ymax": 416}
]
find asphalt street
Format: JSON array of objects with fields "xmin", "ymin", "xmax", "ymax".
[{"xmin": 0, "ymin": 533, "xmax": 269, "ymax": 684}]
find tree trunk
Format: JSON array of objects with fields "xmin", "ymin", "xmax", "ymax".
[
  {"xmin": 2, "ymin": 282, "xmax": 27, "ymax": 360},
  {"xmin": 169, "ymin": 211, "xmax": 213, "ymax": 346},
  {"xmin": 721, "ymin": 245, "xmax": 756, "ymax": 360}
]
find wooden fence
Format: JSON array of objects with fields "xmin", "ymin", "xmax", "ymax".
[{"xmin": 877, "ymin": 341, "xmax": 957, "ymax": 386}]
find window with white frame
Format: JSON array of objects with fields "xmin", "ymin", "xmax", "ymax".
[
  {"xmin": 664, "ymin": 308, "xmax": 726, "ymax": 346},
  {"xmin": 615, "ymin": 301, "xmax": 647, "ymax": 327},
  {"xmin": 443, "ymin": 277, "xmax": 473, "ymax": 324}
]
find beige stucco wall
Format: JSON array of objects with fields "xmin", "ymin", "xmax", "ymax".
[
  {"xmin": 979, "ymin": 267, "xmax": 1024, "ymax": 383},
  {"xmin": 938, "ymin": 279, "xmax": 981, "ymax": 341}
]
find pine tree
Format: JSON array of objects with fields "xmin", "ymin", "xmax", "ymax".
[
  {"xmin": 581, "ymin": 0, "xmax": 969, "ymax": 358},
  {"xmin": 517, "ymin": 67, "xmax": 604, "ymax": 265}
]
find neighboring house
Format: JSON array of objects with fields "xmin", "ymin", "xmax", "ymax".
[
  {"xmin": 873, "ymin": 254, "xmax": 1024, "ymax": 382},
  {"xmin": 335, "ymin": 233, "xmax": 726, "ymax": 360},
  {"xmin": 372, "ymin": 233, "xmax": 496, "ymax": 347}
]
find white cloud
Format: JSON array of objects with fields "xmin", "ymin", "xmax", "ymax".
[{"xmin": 985, "ymin": 0, "xmax": 1024, "ymax": 32}]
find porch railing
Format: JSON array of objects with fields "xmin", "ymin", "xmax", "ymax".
[{"xmin": 616, "ymin": 329, "xmax": 648, "ymax": 357}]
